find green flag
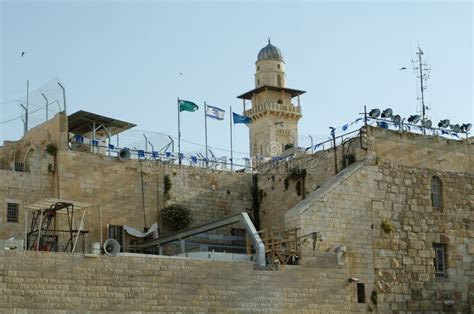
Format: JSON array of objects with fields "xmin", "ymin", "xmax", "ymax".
[{"xmin": 179, "ymin": 100, "xmax": 199, "ymax": 112}]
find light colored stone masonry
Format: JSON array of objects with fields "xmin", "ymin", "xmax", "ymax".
[
  {"xmin": 0, "ymin": 251, "xmax": 351, "ymax": 313},
  {"xmin": 285, "ymin": 160, "xmax": 473, "ymax": 312},
  {"xmin": 0, "ymin": 114, "xmax": 253, "ymax": 247}
]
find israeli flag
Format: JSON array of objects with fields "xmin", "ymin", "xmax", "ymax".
[{"xmin": 206, "ymin": 105, "xmax": 225, "ymax": 120}]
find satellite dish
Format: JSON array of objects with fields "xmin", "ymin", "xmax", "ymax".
[
  {"xmin": 461, "ymin": 123, "xmax": 472, "ymax": 132},
  {"xmin": 381, "ymin": 108, "xmax": 393, "ymax": 119},
  {"xmin": 451, "ymin": 124, "xmax": 461, "ymax": 133},
  {"xmin": 368, "ymin": 108, "xmax": 381, "ymax": 119},
  {"xmin": 392, "ymin": 115, "xmax": 401, "ymax": 125},
  {"xmin": 422, "ymin": 119, "xmax": 432, "ymax": 128},
  {"xmin": 407, "ymin": 115, "xmax": 420, "ymax": 124},
  {"xmin": 438, "ymin": 119, "xmax": 450, "ymax": 128}
]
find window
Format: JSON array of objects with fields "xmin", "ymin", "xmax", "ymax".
[
  {"xmin": 277, "ymin": 99, "xmax": 283, "ymax": 104},
  {"xmin": 277, "ymin": 64, "xmax": 280, "ymax": 69},
  {"xmin": 357, "ymin": 283, "xmax": 366, "ymax": 303},
  {"xmin": 431, "ymin": 176, "xmax": 443, "ymax": 209},
  {"xmin": 277, "ymin": 74, "xmax": 282, "ymax": 87},
  {"xmin": 108, "ymin": 225, "xmax": 123, "ymax": 251},
  {"xmin": 257, "ymin": 66, "xmax": 260, "ymax": 71},
  {"xmin": 433, "ymin": 243, "xmax": 447, "ymax": 277},
  {"xmin": 7, "ymin": 203, "xmax": 19, "ymax": 223},
  {"xmin": 230, "ymin": 228, "xmax": 246, "ymax": 246}
]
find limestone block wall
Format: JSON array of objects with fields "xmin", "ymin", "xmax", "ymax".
[
  {"xmin": 56, "ymin": 150, "xmax": 253, "ymax": 249},
  {"xmin": 0, "ymin": 251, "xmax": 351, "ymax": 312},
  {"xmin": 367, "ymin": 126, "xmax": 474, "ymax": 173},
  {"xmin": 258, "ymin": 136, "xmax": 365, "ymax": 229},
  {"xmin": 370, "ymin": 162, "xmax": 473, "ymax": 312},
  {"xmin": 0, "ymin": 170, "xmax": 54, "ymax": 241},
  {"xmin": 0, "ymin": 113, "xmax": 68, "ymax": 170},
  {"xmin": 285, "ymin": 161, "xmax": 378, "ymax": 312},
  {"xmin": 285, "ymin": 160, "xmax": 473, "ymax": 312}
]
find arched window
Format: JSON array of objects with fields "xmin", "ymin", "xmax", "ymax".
[
  {"xmin": 277, "ymin": 74, "xmax": 282, "ymax": 87},
  {"xmin": 277, "ymin": 64, "xmax": 280, "ymax": 69},
  {"xmin": 277, "ymin": 99, "xmax": 283, "ymax": 104},
  {"xmin": 431, "ymin": 176, "xmax": 443, "ymax": 209}
]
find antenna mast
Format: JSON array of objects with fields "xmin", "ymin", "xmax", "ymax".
[{"xmin": 412, "ymin": 46, "xmax": 431, "ymax": 125}]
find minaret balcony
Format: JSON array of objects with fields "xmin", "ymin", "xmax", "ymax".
[{"xmin": 244, "ymin": 102, "xmax": 302, "ymax": 119}]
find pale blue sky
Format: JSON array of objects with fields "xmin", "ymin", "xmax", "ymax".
[{"xmin": 1, "ymin": 1, "xmax": 472, "ymax": 158}]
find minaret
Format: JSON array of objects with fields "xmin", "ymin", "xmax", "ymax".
[{"xmin": 237, "ymin": 40, "xmax": 305, "ymax": 158}]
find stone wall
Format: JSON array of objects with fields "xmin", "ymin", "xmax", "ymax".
[
  {"xmin": 0, "ymin": 114, "xmax": 253, "ymax": 249},
  {"xmin": 370, "ymin": 162, "xmax": 473, "ymax": 312},
  {"xmin": 56, "ymin": 151, "xmax": 252, "ymax": 248},
  {"xmin": 0, "ymin": 251, "xmax": 351, "ymax": 312},
  {"xmin": 257, "ymin": 136, "xmax": 365, "ymax": 229},
  {"xmin": 285, "ymin": 160, "xmax": 473, "ymax": 312},
  {"xmin": 285, "ymin": 161, "xmax": 378, "ymax": 312}
]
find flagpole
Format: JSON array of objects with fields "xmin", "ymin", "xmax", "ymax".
[
  {"xmin": 204, "ymin": 101, "xmax": 208, "ymax": 167},
  {"xmin": 177, "ymin": 97, "xmax": 181, "ymax": 166},
  {"xmin": 230, "ymin": 106, "xmax": 233, "ymax": 171}
]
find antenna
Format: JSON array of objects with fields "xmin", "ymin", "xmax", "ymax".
[{"xmin": 412, "ymin": 46, "xmax": 431, "ymax": 131}]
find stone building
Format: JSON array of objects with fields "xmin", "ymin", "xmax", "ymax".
[
  {"xmin": 238, "ymin": 40, "xmax": 305, "ymax": 158},
  {"xmin": 0, "ymin": 42, "xmax": 473, "ymax": 312}
]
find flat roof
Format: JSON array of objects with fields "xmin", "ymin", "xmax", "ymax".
[
  {"xmin": 237, "ymin": 85, "xmax": 306, "ymax": 100},
  {"xmin": 26, "ymin": 198, "xmax": 91, "ymax": 212},
  {"xmin": 68, "ymin": 110, "xmax": 136, "ymax": 136}
]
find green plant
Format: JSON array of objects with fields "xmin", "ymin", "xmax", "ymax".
[
  {"xmin": 161, "ymin": 204, "xmax": 191, "ymax": 230},
  {"xmin": 370, "ymin": 290, "xmax": 378, "ymax": 307},
  {"xmin": 381, "ymin": 219, "xmax": 395, "ymax": 233},
  {"xmin": 164, "ymin": 175, "xmax": 172, "ymax": 193},
  {"xmin": 45, "ymin": 143, "xmax": 58, "ymax": 156}
]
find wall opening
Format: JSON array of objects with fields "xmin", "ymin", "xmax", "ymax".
[
  {"xmin": 431, "ymin": 176, "xmax": 443, "ymax": 210},
  {"xmin": 357, "ymin": 283, "xmax": 366, "ymax": 303},
  {"xmin": 108, "ymin": 225, "xmax": 124, "ymax": 252},
  {"xmin": 433, "ymin": 243, "xmax": 447, "ymax": 277},
  {"xmin": 7, "ymin": 203, "xmax": 19, "ymax": 223}
]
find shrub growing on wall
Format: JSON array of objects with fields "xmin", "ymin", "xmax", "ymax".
[{"xmin": 161, "ymin": 204, "xmax": 191, "ymax": 230}]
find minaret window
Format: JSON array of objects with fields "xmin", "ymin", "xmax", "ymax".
[
  {"xmin": 277, "ymin": 99, "xmax": 283, "ymax": 104},
  {"xmin": 277, "ymin": 64, "xmax": 280, "ymax": 69},
  {"xmin": 277, "ymin": 74, "xmax": 282, "ymax": 87}
]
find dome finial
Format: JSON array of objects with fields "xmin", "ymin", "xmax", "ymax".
[{"xmin": 268, "ymin": 37, "xmax": 271, "ymax": 44}]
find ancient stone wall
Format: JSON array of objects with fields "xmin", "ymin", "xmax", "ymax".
[
  {"xmin": 370, "ymin": 162, "xmax": 473, "ymax": 312},
  {"xmin": 57, "ymin": 150, "xmax": 253, "ymax": 248},
  {"xmin": 257, "ymin": 136, "xmax": 366, "ymax": 229},
  {"xmin": 0, "ymin": 116, "xmax": 253, "ymax": 248},
  {"xmin": 0, "ymin": 251, "xmax": 351, "ymax": 312},
  {"xmin": 285, "ymin": 160, "xmax": 473, "ymax": 312}
]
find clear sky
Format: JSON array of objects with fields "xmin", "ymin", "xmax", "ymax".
[{"xmin": 1, "ymin": 1, "xmax": 472, "ymax": 159}]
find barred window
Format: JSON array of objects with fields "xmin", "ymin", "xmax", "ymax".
[
  {"xmin": 108, "ymin": 225, "xmax": 123, "ymax": 251},
  {"xmin": 7, "ymin": 203, "xmax": 19, "ymax": 223},
  {"xmin": 433, "ymin": 243, "xmax": 447, "ymax": 277},
  {"xmin": 431, "ymin": 176, "xmax": 443, "ymax": 209}
]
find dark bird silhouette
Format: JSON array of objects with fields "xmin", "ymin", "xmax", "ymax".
[
  {"xmin": 21, "ymin": 52, "xmax": 25, "ymax": 57},
  {"xmin": 179, "ymin": 72, "xmax": 183, "ymax": 76},
  {"xmin": 399, "ymin": 67, "xmax": 407, "ymax": 70}
]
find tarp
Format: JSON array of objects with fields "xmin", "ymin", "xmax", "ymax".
[{"xmin": 123, "ymin": 223, "xmax": 158, "ymax": 239}]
